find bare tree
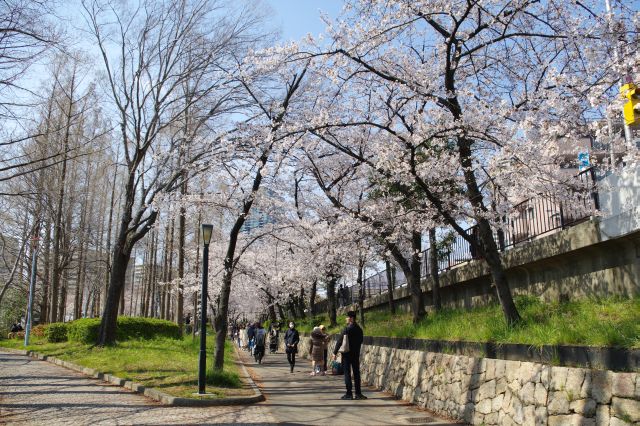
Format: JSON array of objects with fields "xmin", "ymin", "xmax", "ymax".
[{"xmin": 83, "ymin": 0, "xmax": 265, "ymax": 345}]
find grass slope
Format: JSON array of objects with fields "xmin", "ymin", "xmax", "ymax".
[{"xmin": 298, "ymin": 296, "xmax": 640, "ymax": 349}]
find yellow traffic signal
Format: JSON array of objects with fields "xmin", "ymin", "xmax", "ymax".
[{"xmin": 620, "ymin": 83, "xmax": 640, "ymax": 127}]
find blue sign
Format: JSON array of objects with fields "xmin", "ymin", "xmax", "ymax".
[{"xmin": 578, "ymin": 151, "xmax": 590, "ymax": 171}]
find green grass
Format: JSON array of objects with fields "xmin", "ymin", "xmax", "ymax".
[
  {"xmin": 297, "ymin": 296, "xmax": 640, "ymax": 349},
  {"xmin": 0, "ymin": 332, "xmax": 245, "ymax": 398}
]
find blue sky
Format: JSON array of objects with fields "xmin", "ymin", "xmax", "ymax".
[{"xmin": 264, "ymin": 1, "xmax": 343, "ymax": 42}]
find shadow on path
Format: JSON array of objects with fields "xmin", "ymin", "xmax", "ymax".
[{"xmin": 236, "ymin": 347, "xmax": 462, "ymax": 425}]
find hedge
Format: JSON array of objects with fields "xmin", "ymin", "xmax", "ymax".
[
  {"xmin": 66, "ymin": 317, "xmax": 181, "ymax": 344},
  {"xmin": 45, "ymin": 323, "xmax": 68, "ymax": 342}
]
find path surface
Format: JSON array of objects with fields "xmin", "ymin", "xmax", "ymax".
[
  {"xmin": 0, "ymin": 350, "xmax": 274, "ymax": 425},
  {"xmin": 238, "ymin": 348, "xmax": 459, "ymax": 425},
  {"xmin": 1, "ymin": 348, "xmax": 460, "ymax": 425}
]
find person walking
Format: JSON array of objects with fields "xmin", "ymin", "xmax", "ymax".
[
  {"xmin": 332, "ymin": 310, "xmax": 366, "ymax": 400},
  {"xmin": 319, "ymin": 325, "xmax": 330, "ymax": 373},
  {"xmin": 254, "ymin": 322, "xmax": 267, "ymax": 364},
  {"xmin": 309, "ymin": 326, "xmax": 326, "ymax": 376},
  {"xmin": 284, "ymin": 321, "xmax": 299, "ymax": 373},
  {"xmin": 240, "ymin": 324, "xmax": 249, "ymax": 350},
  {"xmin": 269, "ymin": 324, "xmax": 279, "ymax": 353},
  {"xmin": 247, "ymin": 323, "xmax": 255, "ymax": 353}
]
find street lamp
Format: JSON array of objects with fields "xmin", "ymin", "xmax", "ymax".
[{"xmin": 198, "ymin": 223, "xmax": 213, "ymax": 394}]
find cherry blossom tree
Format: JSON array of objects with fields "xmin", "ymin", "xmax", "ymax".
[{"xmin": 297, "ymin": 0, "xmax": 632, "ymax": 325}]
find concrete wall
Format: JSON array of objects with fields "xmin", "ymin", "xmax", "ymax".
[
  {"xmin": 352, "ymin": 218, "xmax": 640, "ymax": 314},
  {"xmin": 599, "ymin": 165, "xmax": 640, "ymax": 220},
  {"xmin": 289, "ymin": 335, "xmax": 639, "ymax": 425}
]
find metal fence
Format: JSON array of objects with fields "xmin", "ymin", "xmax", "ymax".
[{"xmin": 335, "ymin": 167, "xmax": 600, "ymax": 305}]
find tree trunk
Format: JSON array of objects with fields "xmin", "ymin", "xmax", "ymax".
[
  {"xmin": 326, "ymin": 274, "xmax": 338, "ymax": 327},
  {"xmin": 167, "ymin": 219, "xmax": 175, "ymax": 321},
  {"xmin": 477, "ymin": 217, "xmax": 521, "ymax": 324},
  {"xmin": 276, "ymin": 302, "xmax": 285, "ymax": 321},
  {"xmin": 296, "ymin": 285, "xmax": 305, "ymax": 318},
  {"xmin": 408, "ymin": 231, "xmax": 425, "ymax": 323},
  {"xmin": 387, "ymin": 232, "xmax": 425, "ymax": 324},
  {"xmin": 49, "ymin": 69, "xmax": 74, "ymax": 323},
  {"xmin": 74, "ymin": 244, "xmax": 85, "ymax": 320},
  {"xmin": 97, "ymin": 164, "xmax": 159, "ymax": 343},
  {"xmin": 213, "ymin": 270, "xmax": 232, "ymax": 370},
  {"xmin": 177, "ymin": 182, "xmax": 186, "ymax": 335},
  {"xmin": 140, "ymin": 240, "xmax": 150, "ymax": 317},
  {"xmin": 150, "ymin": 230, "xmax": 159, "ymax": 318},
  {"xmin": 50, "ymin": 149, "xmax": 68, "ymax": 322},
  {"xmin": 40, "ymin": 221, "xmax": 51, "ymax": 323},
  {"xmin": 308, "ymin": 280, "xmax": 317, "ymax": 318},
  {"xmin": 98, "ymin": 244, "xmax": 131, "ymax": 344},
  {"xmin": 161, "ymin": 222, "xmax": 169, "ymax": 319},
  {"xmin": 384, "ymin": 259, "xmax": 395, "ymax": 314},
  {"xmin": 447, "ymin": 68, "xmax": 521, "ymax": 324},
  {"xmin": 193, "ymin": 210, "xmax": 201, "ymax": 339},
  {"xmin": 103, "ymin": 160, "xmax": 117, "ymax": 316},
  {"xmin": 268, "ymin": 297, "xmax": 277, "ymax": 323},
  {"xmin": 128, "ymin": 251, "xmax": 136, "ymax": 316},
  {"xmin": 428, "ymin": 228, "xmax": 441, "ymax": 311},
  {"xmin": 58, "ymin": 272, "xmax": 67, "ymax": 322},
  {"xmin": 357, "ymin": 259, "xmax": 365, "ymax": 327}
]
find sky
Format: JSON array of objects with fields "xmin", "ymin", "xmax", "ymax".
[{"xmin": 263, "ymin": 0, "xmax": 344, "ymax": 42}]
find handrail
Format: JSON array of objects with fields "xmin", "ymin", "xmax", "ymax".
[{"xmin": 336, "ymin": 167, "xmax": 599, "ymax": 305}]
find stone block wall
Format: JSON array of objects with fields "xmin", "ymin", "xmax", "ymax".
[
  {"xmin": 359, "ymin": 345, "xmax": 640, "ymax": 425},
  {"xmin": 288, "ymin": 333, "xmax": 639, "ymax": 424}
]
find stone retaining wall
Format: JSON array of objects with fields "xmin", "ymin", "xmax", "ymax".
[{"xmin": 289, "ymin": 334, "xmax": 640, "ymax": 425}]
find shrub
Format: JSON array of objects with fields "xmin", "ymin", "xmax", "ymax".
[
  {"xmin": 67, "ymin": 317, "xmax": 181, "ymax": 343},
  {"xmin": 31, "ymin": 324, "xmax": 46, "ymax": 338},
  {"xmin": 67, "ymin": 318, "xmax": 101, "ymax": 343},
  {"xmin": 116, "ymin": 317, "xmax": 180, "ymax": 341},
  {"xmin": 45, "ymin": 323, "xmax": 68, "ymax": 342}
]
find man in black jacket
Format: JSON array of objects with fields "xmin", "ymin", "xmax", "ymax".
[{"xmin": 333, "ymin": 310, "xmax": 367, "ymax": 400}]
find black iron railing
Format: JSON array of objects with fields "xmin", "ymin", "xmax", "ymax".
[{"xmin": 335, "ymin": 167, "xmax": 600, "ymax": 306}]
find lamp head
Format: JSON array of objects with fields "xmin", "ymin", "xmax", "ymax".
[{"xmin": 201, "ymin": 223, "xmax": 213, "ymax": 245}]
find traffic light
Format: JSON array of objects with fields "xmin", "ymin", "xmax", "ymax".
[{"xmin": 620, "ymin": 83, "xmax": 640, "ymax": 127}]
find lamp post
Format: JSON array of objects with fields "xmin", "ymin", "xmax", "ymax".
[{"xmin": 198, "ymin": 224, "xmax": 213, "ymax": 394}]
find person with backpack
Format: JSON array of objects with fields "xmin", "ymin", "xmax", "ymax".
[
  {"xmin": 254, "ymin": 322, "xmax": 267, "ymax": 364},
  {"xmin": 332, "ymin": 311, "xmax": 367, "ymax": 400},
  {"xmin": 247, "ymin": 323, "xmax": 256, "ymax": 353},
  {"xmin": 284, "ymin": 321, "xmax": 299, "ymax": 373}
]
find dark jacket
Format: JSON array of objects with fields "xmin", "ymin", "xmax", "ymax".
[
  {"xmin": 284, "ymin": 328, "xmax": 300, "ymax": 352},
  {"xmin": 333, "ymin": 322, "xmax": 363, "ymax": 356}
]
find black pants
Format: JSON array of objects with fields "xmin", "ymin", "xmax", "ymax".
[
  {"xmin": 286, "ymin": 351, "xmax": 296, "ymax": 368},
  {"xmin": 254, "ymin": 345, "xmax": 264, "ymax": 362},
  {"xmin": 342, "ymin": 352, "xmax": 361, "ymax": 395},
  {"xmin": 323, "ymin": 349, "xmax": 328, "ymax": 371}
]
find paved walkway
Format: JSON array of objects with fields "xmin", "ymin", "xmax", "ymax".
[
  {"xmin": 1, "ymin": 349, "xmax": 460, "ymax": 425},
  {"xmin": 0, "ymin": 350, "xmax": 274, "ymax": 425},
  {"xmin": 237, "ymin": 348, "xmax": 459, "ymax": 425}
]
